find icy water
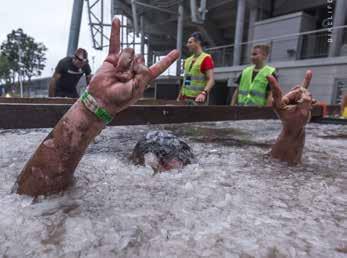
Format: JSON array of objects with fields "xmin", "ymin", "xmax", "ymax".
[{"xmin": 0, "ymin": 120, "xmax": 346, "ymax": 258}]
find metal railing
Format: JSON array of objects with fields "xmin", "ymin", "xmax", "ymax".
[{"xmin": 206, "ymin": 26, "xmax": 347, "ymax": 67}]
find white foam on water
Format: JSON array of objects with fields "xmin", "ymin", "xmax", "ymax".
[{"xmin": 0, "ymin": 121, "xmax": 346, "ymax": 258}]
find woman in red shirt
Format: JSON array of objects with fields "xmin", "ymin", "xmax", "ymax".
[{"xmin": 177, "ymin": 32, "xmax": 215, "ymax": 104}]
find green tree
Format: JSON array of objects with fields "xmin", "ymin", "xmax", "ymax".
[
  {"xmin": 0, "ymin": 54, "xmax": 11, "ymax": 84},
  {"xmin": 0, "ymin": 28, "xmax": 47, "ymax": 83}
]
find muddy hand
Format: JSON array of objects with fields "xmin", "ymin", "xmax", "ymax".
[
  {"xmin": 267, "ymin": 70, "xmax": 314, "ymax": 129},
  {"xmin": 88, "ymin": 18, "xmax": 179, "ymax": 115},
  {"xmin": 267, "ymin": 70, "xmax": 314, "ymax": 165},
  {"xmin": 15, "ymin": 18, "xmax": 179, "ymax": 197}
]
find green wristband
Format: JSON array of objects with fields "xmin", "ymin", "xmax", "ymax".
[
  {"xmin": 95, "ymin": 107, "xmax": 113, "ymax": 124},
  {"xmin": 80, "ymin": 91, "xmax": 113, "ymax": 124}
]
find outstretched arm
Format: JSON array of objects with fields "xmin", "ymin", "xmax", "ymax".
[
  {"xmin": 15, "ymin": 18, "xmax": 179, "ymax": 197},
  {"xmin": 48, "ymin": 72, "xmax": 61, "ymax": 97},
  {"xmin": 230, "ymin": 88, "xmax": 238, "ymax": 106},
  {"xmin": 266, "ymin": 70, "xmax": 314, "ymax": 165},
  {"xmin": 195, "ymin": 69, "xmax": 215, "ymax": 103}
]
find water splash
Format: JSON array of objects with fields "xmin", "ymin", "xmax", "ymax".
[{"xmin": 0, "ymin": 120, "xmax": 346, "ymax": 257}]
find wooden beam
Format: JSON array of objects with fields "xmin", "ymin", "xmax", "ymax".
[
  {"xmin": 0, "ymin": 97, "xmax": 77, "ymax": 104},
  {"xmin": 3, "ymin": 98, "xmax": 339, "ymax": 114},
  {"xmin": 311, "ymin": 117, "xmax": 347, "ymax": 125},
  {"xmin": 0, "ymin": 103, "xmax": 324, "ymax": 129},
  {"xmin": 0, "ymin": 97, "xmax": 181, "ymax": 105}
]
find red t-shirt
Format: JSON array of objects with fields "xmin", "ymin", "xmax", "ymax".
[
  {"xmin": 200, "ymin": 55, "xmax": 214, "ymax": 73},
  {"xmin": 185, "ymin": 55, "xmax": 215, "ymax": 74}
]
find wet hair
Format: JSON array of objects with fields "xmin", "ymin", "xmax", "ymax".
[
  {"xmin": 253, "ymin": 44, "xmax": 271, "ymax": 56},
  {"xmin": 74, "ymin": 48, "xmax": 88, "ymax": 59},
  {"xmin": 190, "ymin": 32, "xmax": 204, "ymax": 46}
]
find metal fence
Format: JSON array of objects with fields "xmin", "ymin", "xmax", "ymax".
[{"xmin": 206, "ymin": 26, "xmax": 347, "ymax": 67}]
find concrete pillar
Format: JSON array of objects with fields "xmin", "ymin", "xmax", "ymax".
[
  {"xmin": 140, "ymin": 16, "xmax": 145, "ymax": 56},
  {"xmin": 131, "ymin": 0, "xmax": 139, "ymax": 36},
  {"xmin": 67, "ymin": 0, "xmax": 84, "ymax": 56},
  {"xmin": 147, "ymin": 46, "xmax": 153, "ymax": 66},
  {"xmin": 176, "ymin": 4, "xmax": 184, "ymax": 75},
  {"xmin": 328, "ymin": 0, "xmax": 347, "ymax": 57},
  {"xmin": 233, "ymin": 0, "xmax": 246, "ymax": 66},
  {"xmin": 110, "ymin": 0, "xmax": 115, "ymax": 18},
  {"xmin": 246, "ymin": 8, "xmax": 258, "ymax": 61}
]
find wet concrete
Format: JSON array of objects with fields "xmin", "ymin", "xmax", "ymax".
[{"xmin": 0, "ymin": 120, "xmax": 346, "ymax": 257}]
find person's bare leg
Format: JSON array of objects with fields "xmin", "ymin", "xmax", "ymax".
[
  {"xmin": 267, "ymin": 70, "xmax": 314, "ymax": 165},
  {"xmin": 15, "ymin": 18, "xmax": 179, "ymax": 197}
]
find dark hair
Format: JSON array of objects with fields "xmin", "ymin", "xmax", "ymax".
[
  {"xmin": 253, "ymin": 44, "xmax": 271, "ymax": 56},
  {"xmin": 74, "ymin": 48, "xmax": 88, "ymax": 59},
  {"xmin": 191, "ymin": 32, "xmax": 204, "ymax": 46}
]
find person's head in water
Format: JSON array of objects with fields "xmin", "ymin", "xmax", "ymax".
[
  {"xmin": 186, "ymin": 32, "xmax": 204, "ymax": 55},
  {"xmin": 73, "ymin": 48, "xmax": 88, "ymax": 69},
  {"xmin": 250, "ymin": 44, "xmax": 270, "ymax": 68}
]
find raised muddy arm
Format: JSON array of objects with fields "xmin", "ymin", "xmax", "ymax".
[
  {"xmin": 15, "ymin": 18, "xmax": 179, "ymax": 196},
  {"xmin": 267, "ymin": 70, "xmax": 314, "ymax": 165}
]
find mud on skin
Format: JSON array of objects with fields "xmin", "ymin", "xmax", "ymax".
[
  {"xmin": 15, "ymin": 18, "xmax": 179, "ymax": 197},
  {"xmin": 267, "ymin": 70, "xmax": 315, "ymax": 165}
]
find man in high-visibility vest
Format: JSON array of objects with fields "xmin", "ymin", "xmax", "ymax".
[
  {"xmin": 230, "ymin": 44, "xmax": 277, "ymax": 106},
  {"xmin": 177, "ymin": 32, "xmax": 215, "ymax": 104}
]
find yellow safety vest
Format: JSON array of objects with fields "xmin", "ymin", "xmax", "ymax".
[
  {"xmin": 238, "ymin": 65, "xmax": 276, "ymax": 106},
  {"xmin": 342, "ymin": 107, "xmax": 347, "ymax": 118},
  {"xmin": 181, "ymin": 52, "xmax": 210, "ymax": 98}
]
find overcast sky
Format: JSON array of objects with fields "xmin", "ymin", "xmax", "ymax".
[{"xmin": 0, "ymin": 0, "xmax": 109, "ymax": 78}]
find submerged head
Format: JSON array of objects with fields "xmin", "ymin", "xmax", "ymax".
[{"xmin": 131, "ymin": 130, "xmax": 194, "ymax": 172}]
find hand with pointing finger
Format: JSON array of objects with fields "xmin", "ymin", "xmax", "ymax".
[
  {"xmin": 15, "ymin": 18, "xmax": 179, "ymax": 197},
  {"xmin": 267, "ymin": 70, "xmax": 315, "ymax": 165}
]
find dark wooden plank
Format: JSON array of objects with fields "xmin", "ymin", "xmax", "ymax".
[
  {"xmin": 326, "ymin": 105, "xmax": 341, "ymax": 116},
  {"xmin": 0, "ymin": 97, "xmax": 182, "ymax": 106},
  {"xmin": 0, "ymin": 98, "xmax": 340, "ymax": 114},
  {"xmin": 0, "ymin": 97, "xmax": 77, "ymax": 104},
  {"xmin": 311, "ymin": 117, "xmax": 347, "ymax": 125},
  {"xmin": 0, "ymin": 103, "xmax": 324, "ymax": 129}
]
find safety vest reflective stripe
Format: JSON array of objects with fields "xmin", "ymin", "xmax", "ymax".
[
  {"xmin": 239, "ymin": 90, "xmax": 248, "ymax": 95},
  {"xmin": 239, "ymin": 90, "xmax": 266, "ymax": 98},
  {"xmin": 184, "ymin": 75, "xmax": 206, "ymax": 81},
  {"xmin": 249, "ymin": 90, "xmax": 267, "ymax": 98},
  {"xmin": 238, "ymin": 101, "xmax": 257, "ymax": 106},
  {"xmin": 184, "ymin": 85, "xmax": 207, "ymax": 91}
]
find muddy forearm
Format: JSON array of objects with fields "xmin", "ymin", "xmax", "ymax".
[
  {"xmin": 16, "ymin": 101, "xmax": 105, "ymax": 196},
  {"xmin": 271, "ymin": 127, "xmax": 305, "ymax": 165}
]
